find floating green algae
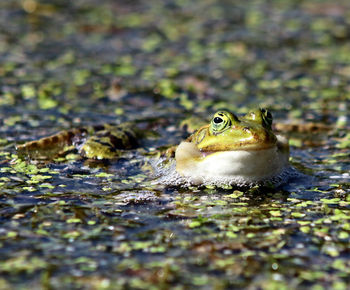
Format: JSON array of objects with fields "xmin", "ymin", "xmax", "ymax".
[{"xmin": 0, "ymin": 0, "xmax": 350, "ymax": 289}]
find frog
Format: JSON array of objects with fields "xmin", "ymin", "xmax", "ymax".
[
  {"xmin": 16, "ymin": 108, "xmax": 292, "ymax": 187},
  {"xmin": 173, "ymin": 108, "xmax": 291, "ymax": 186}
]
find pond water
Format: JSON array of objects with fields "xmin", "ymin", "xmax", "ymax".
[{"xmin": 0, "ymin": 0, "xmax": 349, "ymax": 288}]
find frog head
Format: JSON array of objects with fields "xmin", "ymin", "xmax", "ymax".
[{"xmin": 191, "ymin": 108, "xmax": 277, "ymax": 152}]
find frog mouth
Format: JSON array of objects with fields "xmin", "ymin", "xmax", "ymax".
[
  {"xmin": 199, "ymin": 145, "xmax": 276, "ymax": 157},
  {"xmin": 200, "ymin": 151, "xmax": 215, "ymax": 157}
]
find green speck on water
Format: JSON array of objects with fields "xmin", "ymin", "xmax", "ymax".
[
  {"xmin": 233, "ymin": 81, "xmax": 248, "ymax": 94},
  {"xmin": 0, "ymin": 138, "xmax": 8, "ymax": 145},
  {"xmin": 246, "ymin": 9, "xmax": 262, "ymax": 27},
  {"xmin": 289, "ymin": 138, "xmax": 303, "ymax": 147},
  {"xmin": 39, "ymin": 183, "xmax": 55, "ymax": 189},
  {"xmin": 296, "ymin": 201, "xmax": 313, "ymax": 207},
  {"xmin": 192, "ymin": 275, "xmax": 210, "ymax": 286},
  {"xmin": 213, "ymin": 199, "xmax": 228, "ymax": 206},
  {"xmin": 142, "ymin": 34, "xmax": 162, "ymax": 52},
  {"xmin": 188, "ymin": 221, "xmax": 202, "ymax": 228},
  {"xmin": 269, "ymin": 210, "xmax": 282, "ymax": 217},
  {"xmin": 179, "ymin": 93, "xmax": 194, "ymax": 110},
  {"xmin": 114, "ymin": 63, "xmax": 136, "ymax": 76},
  {"xmin": 225, "ymin": 190, "xmax": 244, "ymax": 199},
  {"xmin": 337, "ymin": 231, "xmax": 349, "ymax": 239},
  {"xmin": 6, "ymin": 231, "xmax": 17, "ymax": 238},
  {"xmin": 95, "ymin": 172, "xmax": 114, "ymax": 178},
  {"xmin": 115, "ymin": 108, "xmax": 124, "ymax": 115},
  {"xmin": 12, "ymin": 160, "xmax": 39, "ymax": 175},
  {"xmin": 226, "ymin": 231, "xmax": 237, "ymax": 238},
  {"xmin": 119, "ymin": 13, "xmax": 143, "ymax": 27},
  {"xmin": 332, "ymin": 259, "xmax": 347, "ymax": 271},
  {"xmin": 322, "ymin": 245, "xmax": 339, "ymax": 257},
  {"xmin": 22, "ymin": 186, "xmax": 36, "ymax": 192},
  {"xmin": 320, "ymin": 198, "xmax": 341, "ymax": 204},
  {"xmin": 149, "ymin": 246, "xmax": 166, "ymax": 253},
  {"xmin": 38, "ymin": 97, "xmax": 58, "ymax": 110},
  {"xmin": 300, "ymin": 226, "xmax": 311, "ymax": 233},
  {"xmin": 73, "ymin": 69, "xmax": 91, "ymax": 86},
  {"xmin": 0, "ymin": 93, "xmax": 15, "ymax": 105},
  {"xmin": 66, "ymin": 218, "xmax": 82, "ymax": 223},
  {"xmin": 21, "ymin": 85, "xmax": 36, "ymax": 99},
  {"xmin": 31, "ymin": 175, "xmax": 52, "ymax": 181},
  {"xmin": 336, "ymin": 133, "xmax": 350, "ymax": 149},
  {"xmin": 291, "ymin": 212, "xmax": 306, "ymax": 218},
  {"xmin": 0, "ymin": 256, "xmax": 47, "ymax": 274},
  {"xmin": 63, "ymin": 231, "xmax": 81, "ymax": 239},
  {"xmin": 36, "ymin": 229, "xmax": 49, "ymax": 236},
  {"xmin": 4, "ymin": 116, "xmax": 22, "ymax": 126},
  {"xmin": 155, "ymin": 79, "xmax": 176, "ymax": 98}
]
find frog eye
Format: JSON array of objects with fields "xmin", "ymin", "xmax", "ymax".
[
  {"xmin": 260, "ymin": 108, "xmax": 273, "ymax": 128},
  {"xmin": 213, "ymin": 116, "xmax": 223, "ymax": 124},
  {"xmin": 210, "ymin": 111, "xmax": 233, "ymax": 134}
]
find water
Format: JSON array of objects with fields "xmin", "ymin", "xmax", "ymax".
[{"xmin": 0, "ymin": 0, "xmax": 349, "ymax": 288}]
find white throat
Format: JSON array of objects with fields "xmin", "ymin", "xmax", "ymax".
[{"xmin": 175, "ymin": 135, "xmax": 290, "ymax": 186}]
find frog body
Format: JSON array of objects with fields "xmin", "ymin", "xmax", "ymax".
[
  {"xmin": 16, "ymin": 123, "xmax": 139, "ymax": 160},
  {"xmin": 175, "ymin": 109, "xmax": 290, "ymax": 186}
]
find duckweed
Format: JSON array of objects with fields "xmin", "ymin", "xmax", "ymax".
[{"xmin": 0, "ymin": 0, "xmax": 349, "ymax": 289}]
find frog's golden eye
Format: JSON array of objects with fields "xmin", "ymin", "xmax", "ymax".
[
  {"xmin": 210, "ymin": 111, "xmax": 233, "ymax": 134},
  {"xmin": 260, "ymin": 108, "xmax": 273, "ymax": 128}
]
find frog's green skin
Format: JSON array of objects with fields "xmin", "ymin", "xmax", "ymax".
[
  {"xmin": 175, "ymin": 109, "xmax": 290, "ymax": 186},
  {"xmin": 79, "ymin": 123, "xmax": 138, "ymax": 159},
  {"xmin": 16, "ymin": 123, "xmax": 139, "ymax": 160}
]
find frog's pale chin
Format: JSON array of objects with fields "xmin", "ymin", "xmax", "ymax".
[{"xmin": 175, "ymin": 136, "xmax": 289, "ymax": 186}]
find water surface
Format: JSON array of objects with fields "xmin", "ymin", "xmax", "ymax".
[{"xmin": 0, "ymin": 0, "xmax": 349, "ymax": 288}]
